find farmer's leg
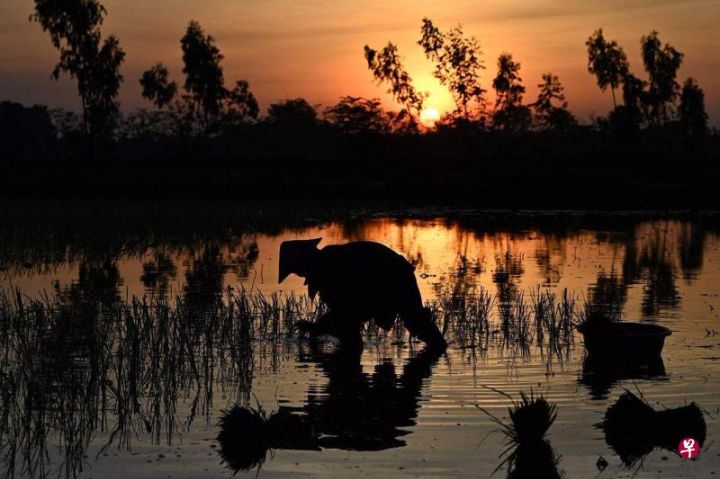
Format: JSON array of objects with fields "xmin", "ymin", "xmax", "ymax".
[{"xmin": 402, "ymin": 307, "xmax": 447, "ymax": 351}]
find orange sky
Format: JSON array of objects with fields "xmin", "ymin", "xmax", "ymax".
[{"xmin": 1, "ymin": 0, "xmax": 718, "ymax": 124}]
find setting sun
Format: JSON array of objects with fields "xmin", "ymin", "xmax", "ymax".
[{"xmin": 420, "ymin": 107, "xmax": 441, "ymax": 126}]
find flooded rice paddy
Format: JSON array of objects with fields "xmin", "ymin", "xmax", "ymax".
[{"xmin": 1, "ymin": 210, "xmax": 719, "ymax": 478}]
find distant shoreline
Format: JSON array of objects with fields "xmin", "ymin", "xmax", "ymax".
[{"xmin": 1, "ymin": 196, "xmax": 719, "ymax": 224}]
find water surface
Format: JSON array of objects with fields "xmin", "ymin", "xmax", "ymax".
[{"xmin": 1, "ymin": 211, "xmax": 719, "ymax": 478}]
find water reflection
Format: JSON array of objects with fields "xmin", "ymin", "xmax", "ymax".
[
  {"xmin": 184, "ymin": 245, "xmax": 226, "ymax": 311},
  {"xmin": 599, "ymin": 390, "xmax": 707, "ymax": 467},
  {"xmin": 217, "ymin": 346, "xmax": 442, "ymax": 473},
  {"xmin": 1, "ymin": 214, "xmax": 716, "ymax": 315},
  {"xmin": 141, "ymin": 251, "xmax": 177, "ymax": 295},
  {"xmin": 0, "ymin": 211, "xmax": 718, "ymax": 477},
  {"xmin": 580, "ymin": 356, "xmax": 667, "ymax": 400},
  {"xmin": 621, "ymin": 222, "xmax": 684, "ymax": 318}
]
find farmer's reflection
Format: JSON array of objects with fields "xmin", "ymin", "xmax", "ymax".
[{"xmin": 217, "ymin": 347, "xmax": 442, "ymax": 472}]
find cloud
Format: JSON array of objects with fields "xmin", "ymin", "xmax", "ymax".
[{"xmin": 466, "ymin": 0, "xmax": 718, "ymax": 23}]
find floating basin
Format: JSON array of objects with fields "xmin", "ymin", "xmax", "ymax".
[{"xmin": 580, "ymin": 322, "xmax": 671, "ymax": 359}]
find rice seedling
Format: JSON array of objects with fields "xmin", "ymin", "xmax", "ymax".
[
  {"xmin": 496, "ymin": 288, "xmax": 533, "ymax": 356},
  {"xmin": 216, "ymin": 402, "xmax": 273, "ymax": 473},
  {"xmin": 476, "ymin": 388, "xmax": 562, "ymax": 479},
  {"xmin": 557, "ymin": 289, "xmax": 575, "ymax": 346},
  {"xmin": 434, "ymin": 284, "xmax": 495, "ymax": 351},
  {"xmin": 530, "ymin": 287, "xmax": 576, "ymax": 349},
  {"xmin": 464, "ymin": 287, "xmax": 495, "ymax": 350},
  {"xmin": 217, "ymin": 400, "xmax": 319, "ymax": 474},
  {"xmin": 530, "ymin": 286, "xmax": 551, "ymax": 346},
  {"xmin": 599, "ymin": 389, "xmax": 706, "ymax": 467}
]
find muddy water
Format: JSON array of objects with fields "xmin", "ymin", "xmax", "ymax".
[{"xmin": 1, "ymin": 214, "xmax": 719, "ymax": 478}]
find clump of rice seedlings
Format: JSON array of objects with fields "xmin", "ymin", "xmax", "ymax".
[
  {"xmin": 464, "ymin": 287, "xmax": 495, "ymax": 350},
  {"xmin": 531, "ymin": 288, "xmax": 576, "ymax": 350},
  {"xmin": 431, "ymin": 255, "xmax": 487, "ymax": 348},
  {"xmin": 216, "ymin": 401, "xmax": 317, "ymax": 474},
  {"xmin": 600, "ymin": 389, "xmax": 706, "ymax": 467},
  {"xmin": 477, "ymin": 388, "xmax": 562, "ymax": 479},
  {"xmin": 251, "ymin": 291, "xmax": 279, "ymax": 340},
  {"xmin": 280, "ymin": 291, "xmax": 300, "ymax": 336},
  {"xmin": 530, "ymin": 286, "xmax": 551, "ymax": 345},
  {"xmin": 437, "ymin": 285, "xmax": 495, "ymax": 351},
  {"xmin": 557, "ymin": 289, "xmax": 575, "ymax": 346},
  {"xmin": 497, "ymin": 289, "xmax": 533, "ymax": 354},
  {"xmin": 217, "ymin": 402, "xmax": 272, "ymax": 472},
  {"xmin": 512, "ymin": 292, "xmax": 532, "ymax": 350},
  {"xmin": 432, "ymin": 282, "xmax": 580, "ymax": 359}
]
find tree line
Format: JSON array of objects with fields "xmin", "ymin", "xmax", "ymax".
[
  {"xmin": 11, "ymin": 1, "xmax": 709, "ymax": 146},
  {"xmin": 366, "ymin": 19, "xmax": 708, "ymax": 134}
]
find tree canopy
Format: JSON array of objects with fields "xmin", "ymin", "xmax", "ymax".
[
  {"xmin": 533, "ymin": 74, "xmax": 576, "ymax": 131},
  {"xmin": 679, "ymin": 78, "xmax": 708, "ymax": 135},
  {"xmin": 324, "ymin": 97, "xmax": 389, "ymax": 135},
  {"xmin": 492, "ymin": 54, "xmax": 531, "ymax": 131},
  {"xmin": 140, "ymin": 20, "xmax": 258, "ymax": 135},
  {"xmin": 32, "ymin": 0, "xmax": 125, "ymax": 140},
  {"xmin": 641, "ymin": 31, "xmax": 684, "ymax": 125},
  {"xmin": 364, "ymin": 43, "xmax": 427, "ymax": 123},
  {"xmin": 585, "ymin": 29, "xmax": 629, "ymax": 108},
  {"xmin": 418, "ymin": 18, "xmax": 486, "ymax": 121}
]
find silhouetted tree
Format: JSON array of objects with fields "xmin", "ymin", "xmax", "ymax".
[
  {"xmin": 138, "ymin": 64, "xmax": 197, "ymax": 137},
  {"xmin": 492, "ymin": 54, "xmax": 531, "ymax": 131},
  {"xmin": 181, "ymin": 20, "xmax": 226, "ymax": 128},
  {"xmin": 31, "ymin": 0, "xmax": 125, "ymax": 141},
  {"xmin": 140, "ymin": 63, "xmax": 178, "ymax": 109},
  {"xmin": 418, "ymin": 18, "xmax": 486, "ymax": 121},
  {"xmin": 607, "ymin": 72, "xmax": 646, "ymax": 133},
  {"xmin": 586, "ymin": 29, "xmax": 629, "ymax": 108},
  {"xmin": 678, "ymin": 78, "xmax": 708, "ymax": 136},
  {"xmin": 267, "ymin": 98, "xmax": 318, "ymax": 126},
  {"xmin": 364, "ymin": 43, "xmax": 426, "ymax": 127},
  {"xmin": 224, "ymin": 80, "xmax": 259, "ymax": 124},
  {"xmin": 324, "ymin": 96, "xmax": 390, "ymax": 135},
  {"xmin": 493, "ymin": 54, "xmax": 524, "ymax": 110},
  {"xmin": 640, "ymin": 31, "xmax": 683, "ymax": 125},
  {"xmin": 140, "ymin": 20, "xmax": 258, "ymax": 135},
  {"xmin": 532, "ymin": 73, "xmax": 576, "ymax": 131},
  {"xmin": 621, "ymin": 73, "xmax": 646, "ymax": 112}
]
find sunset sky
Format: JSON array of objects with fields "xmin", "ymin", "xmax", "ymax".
[{"xmin": 1, "ymin": 0, "xmax": 718, "ymax": 124}]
